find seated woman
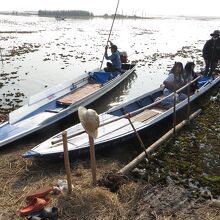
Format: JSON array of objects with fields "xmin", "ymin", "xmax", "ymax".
[
  {"xmin": 161, "ymin": 62, "xmax": 187, "ymax": 105},
  {"xmin": 182, "ymin": 62, "xmax": 200, "ymax": 93}
]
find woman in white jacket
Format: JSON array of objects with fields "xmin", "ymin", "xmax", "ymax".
[{"xmin": 161, "ymin": 62, "xmax": 187, "ymax": 105}]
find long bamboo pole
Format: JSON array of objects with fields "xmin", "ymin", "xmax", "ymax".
[
  {"xmin": 62, "ymin": 131, "xmax": 72, "ymax": 194},
  {"xmin": 119, "ymin": 109, "xmax": 202, "ymax": 175},
  {"xmin": 100, "ymin": 0, "xmax": 120, "ymax": 70}
]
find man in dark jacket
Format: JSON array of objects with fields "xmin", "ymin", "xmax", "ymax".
[{"xmin": 203, "ymin": 30, "xmax": 220, "ymax": 76}]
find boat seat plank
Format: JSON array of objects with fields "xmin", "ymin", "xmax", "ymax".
[
  {"xmin": 45, "ymin": 108, "xmax": 63, "ymax": 113},
  {"xmin": 131, "ymin": 109, "xmax": 159, "ymax": 123},
  {"xmin": 151, "ymin": 103, "xmax": 172, "ymax": 111},
  {"xmin": 152, "ymin": 95, "xmax": 174, "ymax": 110},
  {"xmin": 57, "ymin": 83, "xmax": 101, "ymax": 107}
]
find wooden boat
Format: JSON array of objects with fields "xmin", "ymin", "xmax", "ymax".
[
  {"xmin": 23, "ymin": 72, "xmax": 220, "ymax": 159},
  {"xmin": 0, "ymin": 63, "xmax": 136, "ymax": 148}
]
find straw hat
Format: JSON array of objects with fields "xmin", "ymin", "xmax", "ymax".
[{"xmin": 78, "ymin": 106, "xmax": 100, "ymax": 139}]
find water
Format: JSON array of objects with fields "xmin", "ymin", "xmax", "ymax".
[{"xmin": 0, "ymin": 14, "xmax": 220, "ymax": 111}]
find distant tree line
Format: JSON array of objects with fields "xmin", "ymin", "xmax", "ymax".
[{"xmin": 38, "ymin": 10, "xmax": 94, "ymax": 17}]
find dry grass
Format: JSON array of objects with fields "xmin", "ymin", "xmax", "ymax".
[
  {"xmin": 0, "ymin": 143, "xmax": 140, "ymax": 219},
  {"xmin": 57, "ymin": 187, "xmax": 126, "ymax": 220}
]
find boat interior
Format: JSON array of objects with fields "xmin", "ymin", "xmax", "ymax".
[
  {"xmin": 57, "ymin": 83, "xmax": 101, "ymax": 107},
  {"xmin": 108, "ymin": 89, "xmax": 166, "ymax": 123},
  {"xmin": 56, "ymin": 63, "xmax": 135, "ymax": 108}
]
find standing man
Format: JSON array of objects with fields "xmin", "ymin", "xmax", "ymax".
[
  {"xmin": 104, "ymin": 41, "xmax": 121, "ymax": 72},
  {"xmin": 203, "ymin": 30, "xmax": 220, "ymax": 76}
]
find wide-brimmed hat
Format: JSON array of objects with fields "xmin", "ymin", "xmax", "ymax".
[
  {"xmin": 78, "ymin": 106, "xmax": 100, "ymax": 139},
  {"xmin": 210, "ymin": 30, "xmax": 220, "ymax": 36}
]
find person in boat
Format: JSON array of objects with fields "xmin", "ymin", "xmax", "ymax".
[
  {"xmin": 161, "ymin": 62, "xmax": 187, "ymax": 105},
  {"xmin": 104, "ymin": 41, "xmax": 122, "ymax": 73},
  {"xmin": 183, "ymin": 62, "xmax": 196, "ymax": 82},
  {"xmin": 202, "ymin": 30, "xmax": 220, "ymax": 76},
  {"xmin": 182, "ymin": 62, "xmax": 198, "ymax": 93}
]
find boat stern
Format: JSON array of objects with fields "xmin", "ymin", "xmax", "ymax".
[{"xmin": 23, "ymin": 150, "xmax": 41, "ymax": 158}]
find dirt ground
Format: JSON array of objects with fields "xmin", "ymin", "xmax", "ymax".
[{"xmin": 1, "ymin": 94, "xmax": 220, "ymax": 219}]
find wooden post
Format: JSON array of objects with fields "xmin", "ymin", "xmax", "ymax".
[
  {"xmin": 0, "ymin": 48, "xmax": 3, "ymax": 66},
  {"xmin": 187, "ymin": 81, "xmax": 190, "ymax": 122},
  {"xmin": 89, "ymin": 135, "xmax": 97, "ymax": 185},
  {"xmin": 62, "ymin": 131, "xmax": 72, "ymax": 194},
  {"xmin": 173, "ymin": 86, "xmax": 177, "ymax": 137}
]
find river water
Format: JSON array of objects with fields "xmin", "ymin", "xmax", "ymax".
[{"xmin": 0, "ymin": 14, "xmax": 220, "ymax": 111}]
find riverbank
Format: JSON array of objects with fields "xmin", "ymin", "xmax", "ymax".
[{"xmin": 1, "ymin": 89, "xmax": 220, "ymax": 219}]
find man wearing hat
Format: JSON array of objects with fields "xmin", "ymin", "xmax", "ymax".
[
  {"xmin": 104, "ymin": 41, "xmax": 122, "ymax": 72},
  {"xmin": 202, "ymin": 30, "xmax": 220, "ymax": 76}
]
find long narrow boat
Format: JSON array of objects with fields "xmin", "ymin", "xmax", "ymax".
[
  {"xmin": 0, "ymin": 63, "xmax": 136, "ymax": 148},
  {"xmin": 24, "ymin": 72, "xmax": 220, "ymax": 159}
]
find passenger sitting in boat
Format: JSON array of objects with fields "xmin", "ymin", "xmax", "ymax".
[
  {"xmin": 161, "ymin": 62, "xmax": 187, "ymax": 105},
  {"xmin": 104, "ymin": 41, "xmax": 122, "ymax": 73},
  {"xmin": 183, "ymin": 62, "xmax": 201, "ymax": 93}
]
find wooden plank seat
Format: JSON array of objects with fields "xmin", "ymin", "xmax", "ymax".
[
  {"xmin": 131, "ymin": 109, "xmax": 159, "ymax": 123},
  {"xmin": 152, "ymin": 102, "xmax": 173, "ymax": 110},
  {"xmin": 152, "ymin": 95, "xmax": 174, "ymax": 110},
  {"xmin": 57, "ymin": 83, "xmax": 101, "ymax": 107},
  {"xmin": 45, "ymin": 108, "xmax": 63, "ymax": 113}
]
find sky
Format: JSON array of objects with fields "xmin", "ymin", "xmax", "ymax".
[{"xmin": 1, "ymin": 0, "xmax": 220, "ymax": 17}]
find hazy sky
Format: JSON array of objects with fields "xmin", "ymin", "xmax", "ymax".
[{"xmin": 1, "ymin": 0, "xmax": 220, "ymax": 17}]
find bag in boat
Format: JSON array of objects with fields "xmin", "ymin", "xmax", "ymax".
[
  {"xmin": 89, "ymin": 72, "xmax": 116, "ymax": 84},
  {"xmin": 197, "ymin": 76, "xmax": 212, "ymax": 88}
]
